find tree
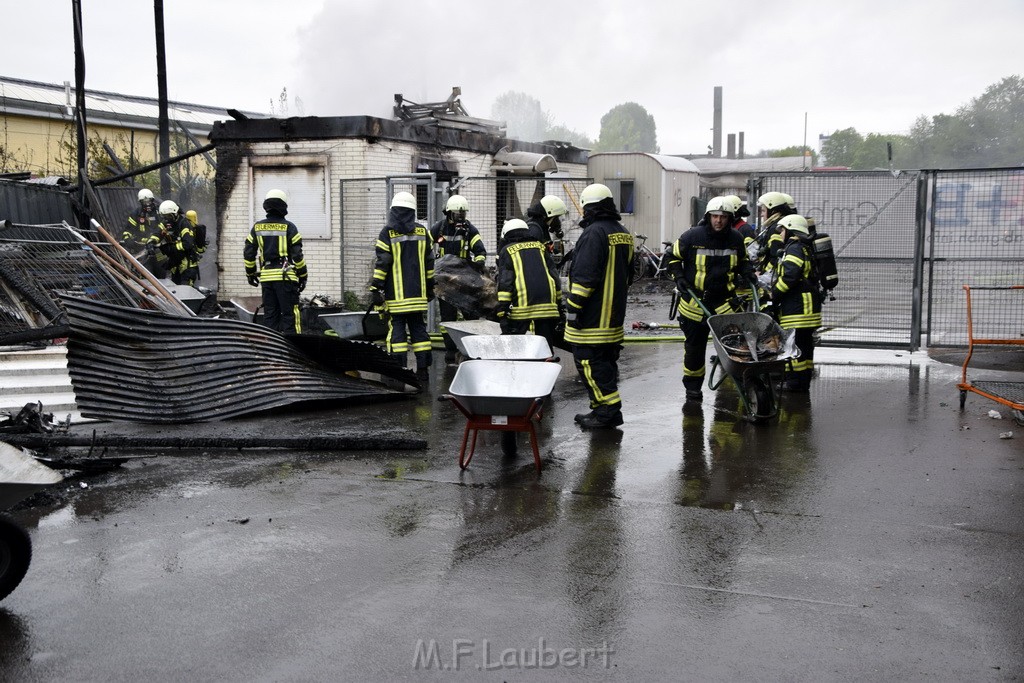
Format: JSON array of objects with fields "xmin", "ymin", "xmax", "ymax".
[
  {"xmin": 593, "ymin": 102, "xmax": 658, "ymax": 153},
  {"xmin": 544, "ymin": 124, "xmax": 595, "ymax": 149},
  {"xmin": 819, "ymin": 128, "xmax": 863, "ymax": 167},
  {"xmin": 491, "ymin": 91, "xmax": 551, "ymax": 143}
]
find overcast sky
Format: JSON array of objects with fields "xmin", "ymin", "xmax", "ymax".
[{"xmin": 2, "ymin": 0, "xmax": 1020, "ymax": 154}]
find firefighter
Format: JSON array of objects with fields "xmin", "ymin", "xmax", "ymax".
[
  {"xmin": 155, "ymin": 200, "xmax": 200, "ymax": 288},
  {"xmin": 494, "ymin": 218, "xmax": 562, "ymax": 352},
  {"xmin": 524, "ymin": 195, "xmax": 568, "ymax": 248},
  {"xmin": 766, "ymin": 214, "xmax": 821, "ymax": 392},
  {"xmin": 723, "ymin": 195, "xmax": 756, "ymax": 244},
  {"xmin": 123, "ymin": 188, "xmax": 163, "ymax": 275},
  {"xmin": 371, "ymin": 192, "xmax": 435, "ymax": 381},
  {"xmin": 752, "ymin": 191, "xmax": 797, "ymax": 273},
  {"xmin": 429, "ymin": 194, "xmax": 486, "ymax": 364},
  {"xmin": 243, "ymin": 189, "xmax": 308, "ymax": 334},
  {"xmin": 184, "ymin": 210, "xmax": 209, "ymax": 263},
  {"xmin": 667, "ymin": 195, "xmax": 756, "ymax": 403},
  {"xmin": 564, "ymin": 183, "xmax": 633, "ymax": 429}
]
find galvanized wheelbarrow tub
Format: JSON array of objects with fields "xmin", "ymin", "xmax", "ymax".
[
  {"xmin": 707, "ymin": 312, "xmax": 799, "ymax": 422},
  {"xmin": 1, "ymin": 442, "xmax": 63, "ymax": 602},
  {"xmin": 441, "ymin": 320, "xmax": 502, "ymax": 357},
  {"xmin": 460, "ymin": 334, "xmax": 552, "ymax": 361},
  {"xmin": 445, "ymin": 360, "xmax": 562, "ymax": 472},
  {"xmin": 319, "ymin": 310, "xmax": 388, "ymax": 341}
]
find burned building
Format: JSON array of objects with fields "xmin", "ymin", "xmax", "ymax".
[{"xmin": 208, "ymin": 92, "xmax": 589, "ymax": 303}]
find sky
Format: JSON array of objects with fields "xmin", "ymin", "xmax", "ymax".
[{"xmin": 2, "ymin": 0, "xmax": 1021, "ymax": 155}]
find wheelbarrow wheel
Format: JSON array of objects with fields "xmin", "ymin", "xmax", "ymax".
[
  {"xmin": 743, "ymin": 376, "xmax": 775, "ymax": 422},
  {"xmin": 0, "ymin": 515, "xmax": 32, "ymax": 602},
  {"xmin": 501, "ymin": 431, "xmax": 518, "ymax": 456}
]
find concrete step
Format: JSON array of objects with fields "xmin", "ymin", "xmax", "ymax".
[
  {"xmin": 1, "ymin": 373, "xmax": 74, "ymax": 394},
  {"xmin": 0, "ymin": 391, "xmax": 78, "ymax": 413}
]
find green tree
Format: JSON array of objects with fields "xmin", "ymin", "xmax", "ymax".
[
  {"xmin": 491, "ymin": 91, "xmax": 551, "ymax": 142},
  {"xmin": 544, "ymin": 124, "xmax": 594, "ymax": 149},
  {"xmin": 593, "ymin": 102, "xmax": 659, "ymax": 153},
  {"xmin": 820, "ymin": 128, "xmax": 863, "ymax": 167}
]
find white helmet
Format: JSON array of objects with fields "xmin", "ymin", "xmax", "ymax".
[
  {"xmin": 445, "ymin": 195, "xmax": 469, "ymax": 213},
  {"xmin": 580, "ymin": 183, "xmax": 613, "ymax": 207},
  {"xmin": 265, "ymin": 189, "xmax": 288, "ymax": 203},
  {"xmin": 757, "ymin": 191, "xmax": 790, "ymax": 211},
  {"xmin": 721, "ymin": 195, "xmax": 744, "ymax": 214},
  {"xmin": 705, "ymin": 196, "xmax": 735, "ymax": 216},
  {"xmin": 500, "ymin": 218, "xmax": 530, "ymax": 238},
  {"xmin": 158, "ymin": 200, "xmax": 179, "ymax": 216},
  {"xmin": 539, "ymin": 195, "xmax": 568, "ymax": 218},
  {"xmin": 138, "ymin": 188, "xmax": 154, "ymax": 202},
  {"xmin": 391, "ymin": 192, "xmax": 417, "ymax": 210},
  {"xmin": 778, "ymin": 214, "xmax": 810, "ymax": 235}
]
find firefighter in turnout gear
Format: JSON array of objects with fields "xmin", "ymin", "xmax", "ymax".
[
  {"xmin": 753, "ymin": 191, "xmax": 797, "ymax": 274},
  {"xmin": 524, "ymin": 195, "xmax": 569, "ymax": 249},
  {"xmin": 667, "ymin": 196, "xmax": 756, "ymax": 403},
  {"xmin": 429, "ymin": 194, "xmax": 486, "ymax": 364},
  {"xmin": 372, "ymin": 191, "xmax": 435, "ymax": 381},
  {"xmin": 155, "ymin": 200, "xmax": 200, "ymax": 287},
  {"xmin": 123, "ymin": 188, "xmax": 163, "ymax": 275},
  {"xmin": 495, "ymin": 218, "xmax": 562, "ymax": 352},
  {"xmin": 243, "ymin": 189, "xmax": 308, "ymax": 334},
  {"xmin": 766, "ymin": 214, "xmax": 821, "ymax": 392},
  {"xmin": 565, "ymin": 183, "xmax": 634, "ymax": 429}
]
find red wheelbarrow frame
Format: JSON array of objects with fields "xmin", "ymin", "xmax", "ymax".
[{"xmin": 446, "ymin": 396, "xmax": 544, "ymax": 473}]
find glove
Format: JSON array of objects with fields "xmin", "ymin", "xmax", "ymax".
[
  {"xmin": 370, "ymin": 287, "xmax": 385, "ymax": 306},
  {"xmin": 564, "ymin": 308, "xmax": 579, "ymax": 328},
  {"xmin": 496, "ymin": 303, "xmax": 511, "ymax": 319},
  {"xmin": 471, "ymin": 260, "xmax": 485, "ymax": 273},
  {"xmin": 427, "ymin": 285, "xmax": 435, "ymax": 302},
  {"xmin": 757, "ymin": 272, "xmax": 773, "ymax": 289},
  {"xmin": 145, "ymin": 242, "xmax": 157, "ymax": 256},
  {"xmin": 298, "ymin": 278, "xmax": 307, "ymax": 293},
  {"xmin": 247, "ymin": 273, "xmax": 260, "ymax": 287}
]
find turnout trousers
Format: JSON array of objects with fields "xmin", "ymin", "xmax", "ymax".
[
  {"xmin": 572, "ymin": 343, "xmax": 622, "ymax": 411},
  {"xmin": 386, "ymin": 311, "xmax": 431, "ymax": 370},
  {"xmin": 262, "ymin": 281, "xmax": 301, "ymax": 334}
]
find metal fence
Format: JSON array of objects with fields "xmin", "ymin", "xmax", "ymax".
[{"xmin": 755, "ymin": 168, "xmax": 1024, "ymax": 350}]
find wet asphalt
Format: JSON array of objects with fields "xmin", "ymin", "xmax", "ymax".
[{"xmin": 1, "ymin": 339, "xmax": 1022, "ymax": 682}]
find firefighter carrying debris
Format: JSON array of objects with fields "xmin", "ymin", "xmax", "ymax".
[
  {"xmin": 430, "ymin": 194, "xmax": 486, "ymax": 364},
  {"xmin": 243, "ymin": 189, "xmax": 308, "ymax": 334}
]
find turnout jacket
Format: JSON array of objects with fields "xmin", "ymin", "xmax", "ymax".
[
  {"xmin": 374, "ymin": 207, "xmax": 435, "ymax": 314},
  {"xmin": 770, "ymin": 236, "xmax": 822, "ymax": 329},
  {"xmin": 429, "ymin": 218, "xmax": 486, "ymax": 264},
  {"xmin": 123, "ymin": 205, "xmax": 159, "ymax": 250},
  {"xmin": 243, "ymin": 210, "xmax": 308, "ymax": 284},
  {"xmin": 668, "ymin": 221, "xmax": 755, "ymax": 322},
  {"xmin": 564, "ymin": 205, "xmax": 633, "ymax": 345},
  {"xmin": 158, "ymin": 214, "xmax": 198, "ymax": 277},
  {"xmin": 496, "ymin": 232, "xmax": 561, "ymax": 320}
]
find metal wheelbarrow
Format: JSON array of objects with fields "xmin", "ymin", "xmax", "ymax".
[
  {"xmin": 460, "ymin": 334, "xmax": 552, "ymax": 361},
  {"xmin": 1, "ymin": 441, "xmax": 63, "ymax": 602},
  {"xmin": 707, "ymin": 311, "xmax": 799, "ymax": 422},
  {"xmin": 441, "ymin": 320, "xmax": 503, "ymax": 357},
  {"xmin": 443, "ymin": 360, "xmax": 562, "ymax": 472}
]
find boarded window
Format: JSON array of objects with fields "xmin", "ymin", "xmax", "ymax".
[{"xmin": 250, "ymin": 158, "xmax": 331, "ymax": 239}]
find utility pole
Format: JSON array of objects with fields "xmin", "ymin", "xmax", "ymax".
[
  {"xmin": 71, "ymin": 0, "xmax": 89, "ymax": 223},
  {"xmin": 154, "ymin": 0, "xmax": 170, "ymax": 197}
]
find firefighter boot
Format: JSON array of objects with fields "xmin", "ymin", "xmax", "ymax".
[
  {"xmin": 576, "ymin": 405, "xmax": 624, "ymax": 429},
  {"xmin": 683, "ymin": 377, "xmax": 703, "ymax": 403}
]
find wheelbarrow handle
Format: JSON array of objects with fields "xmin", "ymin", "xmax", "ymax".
[{"xmin": 684, "ymin": 287, "xmax": 715, "ymax": 318}]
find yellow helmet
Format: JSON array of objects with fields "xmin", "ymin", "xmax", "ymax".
[
  {"xmin": 539, "ymin": 195, "xmax": 568, "ymax": 218},
  {"xmin": 445, "ymin": 195, "xmax": 469, "ymax": 213},
  {"xmin": 500, "ymin": 218, "xmax": 530, "ymax": 238},
  {"xmin": 391, "ymin": 192, "xmax": 417, "ymax": 210},
  {"xmin": 580, "ymin": 183, "xmax": 613, "ymax": 207},
  {"xmin": 778, "ymin": 214, "xmax": 809, "ymax": 235},
  {"xmin": 185, "ymin": 210, "xmax": 198, "ymax": 226}
]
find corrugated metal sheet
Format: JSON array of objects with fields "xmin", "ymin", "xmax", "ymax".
[
  {"xmin": 62, "ymin": 297, "xmax": 416, "ymax": 423},
  {"xmin": 0, "ymin": 180, "xmax": 77, "ymax": 224}
]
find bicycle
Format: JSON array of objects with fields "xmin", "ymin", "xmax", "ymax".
[{"xmin": 632, "ymin": 234, "xmax": 672, "ymax": 280}]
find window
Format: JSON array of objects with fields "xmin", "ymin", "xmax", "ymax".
[
  {"xmin": 250, "ymin": 156, "xmax": 331, "ymax": 239},
  {"xmin": 619, "ymin": 180, "xmax": 635, "ymax": 214}
]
